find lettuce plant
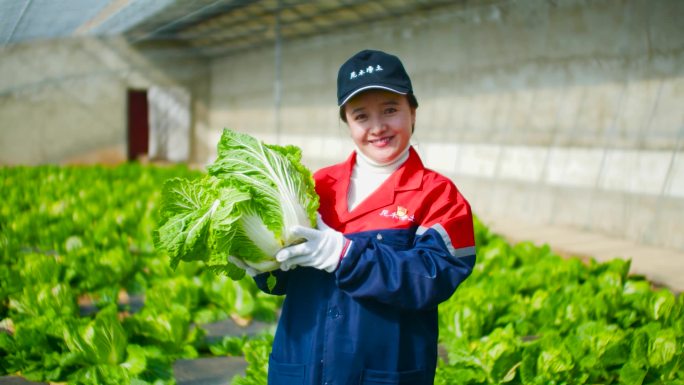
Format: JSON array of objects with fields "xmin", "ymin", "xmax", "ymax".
[{"xmin": 155, "ymin": 129, "xmax": 319, "ymax": 279}]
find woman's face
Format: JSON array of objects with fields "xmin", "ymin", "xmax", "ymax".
[{"xmin": 344, "ymin": 89, "xmax": 416, "ymax": 165}]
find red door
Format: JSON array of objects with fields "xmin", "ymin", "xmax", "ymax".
[{"xmin": 127, "ymin": 89, "xmax": 149, "ymax": 161}]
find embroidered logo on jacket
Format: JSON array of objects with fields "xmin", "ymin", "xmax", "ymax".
[{"xmin": 379, "ymin": 206, "xmax": 415, "ymax": 222}]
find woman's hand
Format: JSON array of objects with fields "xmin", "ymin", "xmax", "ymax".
[{"xmin": 276, "ymin": 218, "xmax": 347, "ymax": 273}]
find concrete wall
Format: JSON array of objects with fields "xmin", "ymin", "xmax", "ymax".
[
  {"xmin": 209, "ymin": 0, "xmax": 684, "ymax": 251},
  {"xmin": 0, "ymin": 37, "xmax": 210, "ymax": 165}
]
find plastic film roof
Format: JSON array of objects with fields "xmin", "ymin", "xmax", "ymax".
[{"xmin": 1, "ymin": 0, "xmax": 458, "ymax": 57}]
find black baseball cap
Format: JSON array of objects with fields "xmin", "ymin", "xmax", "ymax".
[{"xmin": 337, "ymin": 49, "xmax": 414, "ymax": 106}]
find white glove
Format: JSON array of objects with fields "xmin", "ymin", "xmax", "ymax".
[
  {"xmin": 227, "ymin": 256, "xmax": 259, "ymax": 277},
  {"xmin": 276, "ymin": 219, "xmax": 347, "ymax": 273}
]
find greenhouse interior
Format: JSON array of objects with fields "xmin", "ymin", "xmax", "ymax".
[{"xmin": 1, "ymin": 0, "xmax": 683, "ymax": 384}]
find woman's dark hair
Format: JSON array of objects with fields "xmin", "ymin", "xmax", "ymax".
[{"xmin": 339, "ymin": 93, "xmax": 419, "ymax": 124}]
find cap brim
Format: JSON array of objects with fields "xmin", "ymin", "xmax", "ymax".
[{"xmin": 338, "ymin": 85, "xmax": 408, "ymax": 106}]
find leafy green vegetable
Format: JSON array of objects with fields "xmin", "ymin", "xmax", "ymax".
[
  {"xmin": 157, "ymin": 176, "xmax": 250, "ymax": 276},
  {"xmin": 125, "ymin": 303, "xmax": 198, "ymax": 356},
  {"xmin": 230, "ymin": 333, "xmax": 273, "ymax": 385},
  {"xmin": 63, "ymin": 305, "xmax": 127, "ymax": 366},
  {"xmin": 156, "ymin": 129, "xmax": 319, "ymax": 277}
]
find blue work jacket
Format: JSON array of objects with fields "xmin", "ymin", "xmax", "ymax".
[{"xmin": 255, "ymin": 147, "xmax": 476, "ymax": 385}]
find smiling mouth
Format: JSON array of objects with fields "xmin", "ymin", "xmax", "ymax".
[{"xmin": 368, "ymin": 136, "xmax": 393, "ymax": 146}]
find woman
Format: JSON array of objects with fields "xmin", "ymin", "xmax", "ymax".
[{"xmin": 254, "ymin": 49, "xmax": 476, "ymax": 385}]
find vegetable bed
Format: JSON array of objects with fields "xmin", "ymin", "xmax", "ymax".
[
  {"xmin": 1, "ymin": 164, "xmax": 682, "ymax": 385},
  {"xmin": 0, "ymin": 165, "xmax": 280, "ymax": 384},
  {"xmin": 435, "ymin": 219, "xmax": 683, "ymax": 384}
]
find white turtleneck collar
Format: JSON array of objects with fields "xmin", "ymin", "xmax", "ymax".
[
  {"xmin": 354, "ymin": 145, "xmax": 410, "ymax": 173},
  {"xmin": 347, "ymin": 145, "xmax": 411, "ymax": 211}
]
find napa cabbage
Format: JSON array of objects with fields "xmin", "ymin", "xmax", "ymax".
[{"xmin": 155, "ymin": 129, "xmax": 319, "ymax": 279}]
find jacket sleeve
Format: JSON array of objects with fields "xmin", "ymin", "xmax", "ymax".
[
  {"xmin": 253, "ymin": 269, "xmax": 290, "ymax": 295},
  {"xmin": 335, "ymin": 181, "xmax": 476, "ymax": 310}
]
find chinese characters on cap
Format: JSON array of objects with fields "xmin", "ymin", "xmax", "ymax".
[{"xmin": 350, "ymin": 65, "xmax": 384, "ymax": 80}]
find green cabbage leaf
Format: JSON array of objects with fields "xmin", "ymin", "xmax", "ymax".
[{"xmin": 155, "ymin": 129, "xmax": 319, "ymax": 279}]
